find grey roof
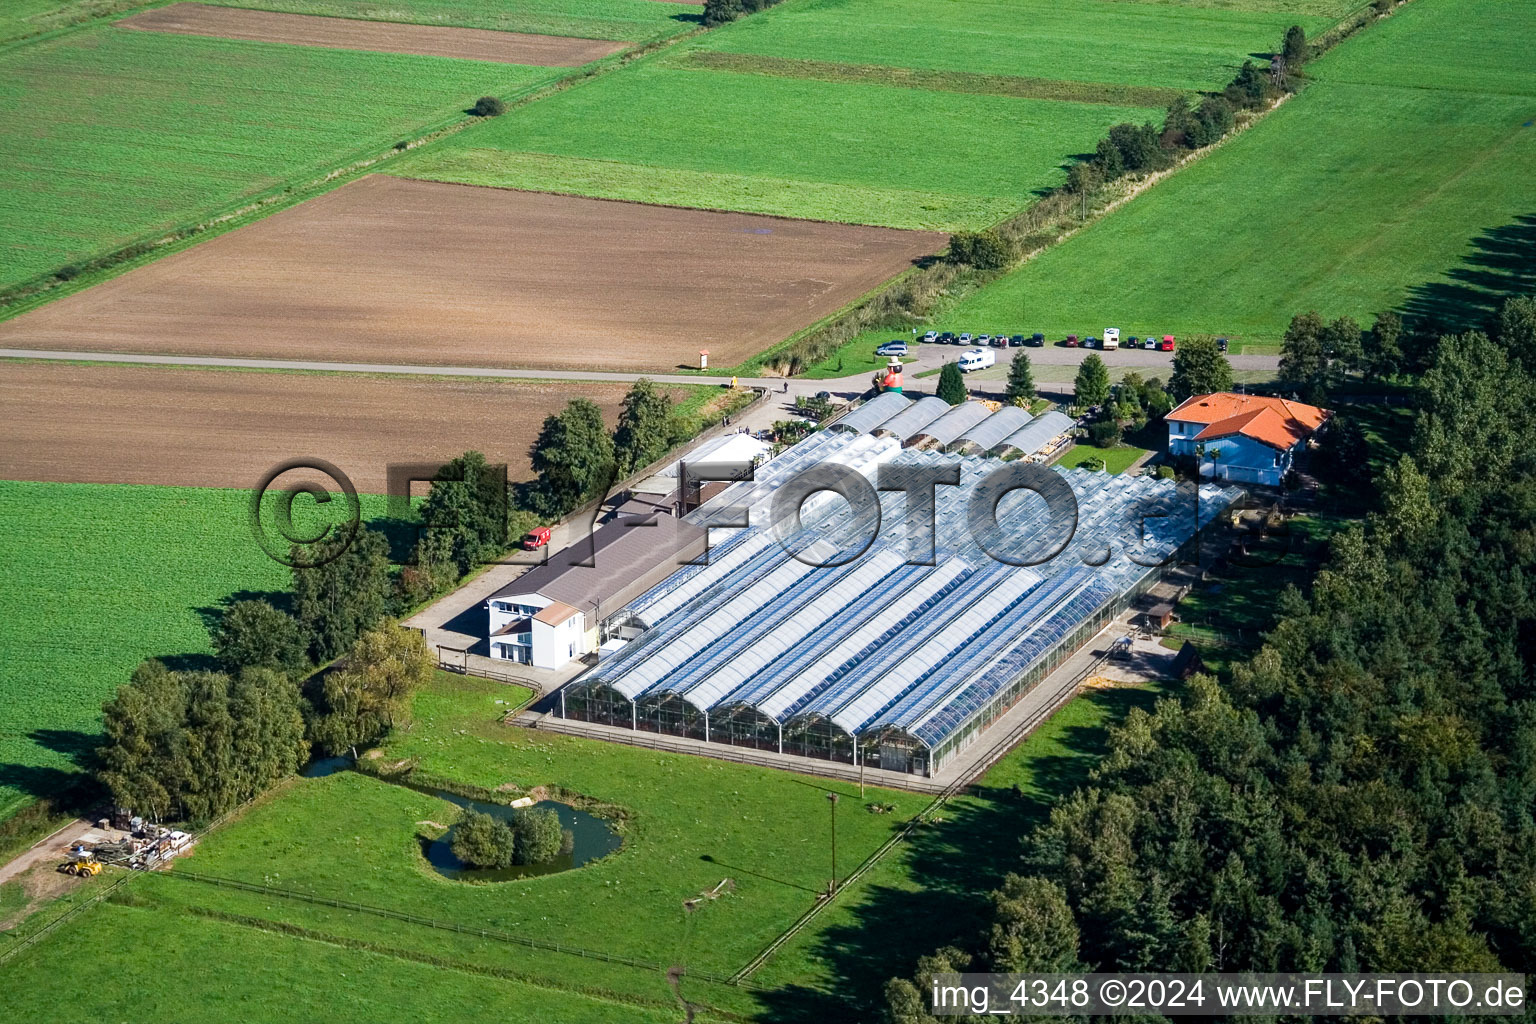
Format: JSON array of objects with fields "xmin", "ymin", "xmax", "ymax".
[
  {"xmin": 995, "ymin": 411, "xmax": 1075, "ymax": 456},
  {"xmin": 491, "ymin": 513, "xmax": 705, "ymax": 622},
  {"xmin": 909, "ymin": 401, "xmax": 991, "ymax": 448},
  {"xmin": 826, "ymin": 391, "xmax": 911, "ymax": 434},
  {"xmin": 571, "ymin": 431, "xmax": 1244, "ymax": 754},
  {"xmin": 873, "ymin": 396, "xmax": 950, "ymax": 440},
  {"xmin": 950, "ymin": 406, "xmax": 1033, "ymax": 453}
]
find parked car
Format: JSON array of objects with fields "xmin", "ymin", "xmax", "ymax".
[
  {"xmin": 522, "ymin": 526, "xmax": 552, "ymax": 550},
  {"xmin": 1127, "ymin": 335, "xmax": 1140, "ymax": 348},
  {"xmin": 958, "ymin": 348, "xmax": 996, "ymax": 372},
  {"xmin": 1029, "ymin": 333, "xmax": 1045, "ymax": 347},
  {"xmin": 938, "ymin": 331, "xmax": 957, "ymax": 345},
  {"xmin": 1144, "ymin": 336, "xmax": 1158, "ymax": 350},
  {"xmin": 922, "ymin": 330, "xmax": 938, "ymax": 344},
  {"xmin": 958, "ymin": 333, "xmax": 973, "ymax": 345},
  {"xmin": 1008, "ymin": 334, "xmax": 1026, "ymax": 347},
  {"xmin": 990, "ymin": 335, "xmax": 1008, "ymax": 348},
  {"xmin": 815, "ymin": 390, "xmax": 832, "ymax": 401},
  {"xmin": 876, "ymin": 341, "xmax": 908, "ymax": 357},
  {"xmin": 1160, "ymin": 335, "xmax": 1176, "ymax": 352},
  {"xmin": 1216, "ymin": 337, "xmax": 1229, "ymax": 352},
  {"xmin": 975, "ymin": 334, "xmax": 991, "ymax": 346},
  {"xmin": 1084, "ymin": 336, "xmax": 1100, "ymax": 349},
  {"xmin": 1102, "ymin": 328, "xmax": 1120, "ymax": 351},
  {"xmin": 1064, "ymin": 334, "xmax": 1079, "ymax": 347}
]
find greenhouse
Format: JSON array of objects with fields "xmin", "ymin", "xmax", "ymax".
[{"xmin": 560, "ymin": 430, "xmax": 1241, "ymax": 778}]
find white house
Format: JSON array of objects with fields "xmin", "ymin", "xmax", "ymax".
[
  {"xmin": 1167, "ymin": 393, "xmax": 1330, "ymax": 488},
  {"xmin": 485, "ymin": 511, "xmax": 706, "ymax": 670}
]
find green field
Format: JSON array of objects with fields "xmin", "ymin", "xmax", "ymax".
[
  {"xmin": 938, "ymin": 0, "xmax": 1536, "ymax": 343},
  {"xmin": 0, "ymin": 26, "xmax": 557, "ymax": 289},
  {"xmin": 396, "ymin": 63, "xmax": 1161, "ymax": 229},
  {"xmin": 1054, "ymin": 444, "xmax": 1151, "ymax": 474},
  {"xmin": 0, "ymin": 899, "xmax": 682, "ymax": 1023},
  {"xmin": 0, "ymin": 669, "xmax": 1160, "ymax": 1020},
  {"xmin": 694, "ymin": 0, "xmax": 1343, "ymax": 92},
  {"xmin": 204, "ymin": 0, "xmax": 703, "ymax": 42},
  {"xmin": 0, "ymin": 481, "xmax": 390, "ymax": 818}
]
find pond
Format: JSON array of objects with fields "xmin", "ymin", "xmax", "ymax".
[
  {"xmin": 300, "ymin": 760, "xmax": 622, "ymax": 881},
  {"xmin": 421, "ymin": 793, "xmax": 622, "ymax": 882}
]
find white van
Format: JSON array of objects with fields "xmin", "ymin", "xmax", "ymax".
[
  {"xmin": 958, "ymin": 348, "xmax": 995, "ymax": 372},
  {"xmin": 1103, "ymin": 328, "xmax": 1120, "ymax": 350}
]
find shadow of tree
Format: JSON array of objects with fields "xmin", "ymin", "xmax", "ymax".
[
  {"xmin": 1400, "ymin": 213, "xmax": 1536, "ymax": 336},
  {"xmin": 752, "ymin": 687, "xmax": 1163, "ymax": 1021}
]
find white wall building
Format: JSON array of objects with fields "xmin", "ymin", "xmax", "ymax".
[{"xmin": 1167, "ymin": 393, "xmax": 1330, "ymax": 487}]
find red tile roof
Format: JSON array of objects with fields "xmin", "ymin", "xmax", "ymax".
[{"xmin": 1168, "ymin": 393, "xmax": 1330, "ymax": 451}]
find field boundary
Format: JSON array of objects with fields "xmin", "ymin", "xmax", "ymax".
[
  {"xmin": 0, "ymin": 21, "xmax": 708, "ymax": 319},
  {"xmin": 156, "ymin": 868, "xmax": 745, "ymax": 987},
  {"xmin": 670, "ymin": 51, "xmax": 1185, "ymax": 108}
]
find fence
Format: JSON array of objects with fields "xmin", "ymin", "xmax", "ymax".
[
  {"xmin": 158, "ymin": 869, "xmax": 739, "ymax": 986},
  {"xmin": 0, "ymin": 874, "xmax": 133, "ymax": 967}
]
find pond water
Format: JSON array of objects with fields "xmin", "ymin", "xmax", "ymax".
[
  {"xmin": 421, "ymin": 793, "xmax": 622, "ymax": 882},
  {"xmin": 300, "ymin": 760, "xmax": 621, "ymax": 880}
]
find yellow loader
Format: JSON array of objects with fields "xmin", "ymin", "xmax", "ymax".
[{"xmin": 59, "ymin": 855, "xmax": 102, "ymax": 877}]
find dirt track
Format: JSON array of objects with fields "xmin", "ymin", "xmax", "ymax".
[
  {"xmin": 0, "ymin": 361, "xmax": 673, "ymax": 492},
  {"xmin": 117, "ymin": 4, "xmax": 630, "ymax": 66},
  {"xmin": 0, "ymin": 176, "xmax": 941, "ymax": 373}
]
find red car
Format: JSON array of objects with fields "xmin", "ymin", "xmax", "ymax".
[
  {"xmin": 521, "ymin": 526, "xmax": 552, "ymax": 550},
  {"xmin": 1160, "ymin": 335, "xmax": 1176, "ymax": 352},
  {"xmin": 1064, "ymin": 334, "xmax": 1079, "ymax": 347}
]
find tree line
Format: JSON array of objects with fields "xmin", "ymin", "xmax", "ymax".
[{"xmin": 888, "ymin": 292, "xmax": 1536, "ymax": 1019}]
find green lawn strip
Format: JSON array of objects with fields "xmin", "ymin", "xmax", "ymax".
[
  {"xmin": 694, "ymin": 0, "xmax": 1338, "ymax": 92},
  {"xmin": 1053, "ymin": 444, "xmax": 1151, "ymax": 475},
  {"xmin": 0, "ymin": 481, "xmax": 398, "ymax": 819},
  {"xmin": 750, "ymin": 684, "xmax": 1167, "ymax": 1004},
  {"xmin": 669, "ymin": 50, "xmax": 1187, "ymax": 108},
  {"xmin": 394, "ymin": 63, "xmax": 1161, "ymax": 230},
  {"xmin": 0, "ymin": 898, "xmax": 686, "ymax": 1022},
  {"xmin": 206, "ymin": 0, "xmax": 703, "ymax": 44},
  {"xmin": 934, "ymin": 0, "xmax": 1536, "ymax": 345},
  {"xmin": 391, "ymin": 148, "xmax": 1004, "ymax": 231},
  {"xmin": 0, "ymin": 25, "xmax": 560, "ymax": 290},
  {"xmin": 156, "ymin": 673, "xmax": 925, "ymax": 998}
]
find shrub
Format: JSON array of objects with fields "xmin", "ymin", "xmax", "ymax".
[
  {"xmin": 511, "ymin": 806, "xmax": 566, "ymax": 865},
  {"xmin": 1282, "ymin": 25, "xmax": 1308, "ymax": 66},
  {"xmin": 471, "ymin": 96, "xmax": 506, "ymax": 117},
  {"xmin": 1089, "ymin": 418, "xmax": 1123, "ymax": 449},
  {"xmin": 1156, "ymin": 465, "xmax": 1176, "ymax": 480},
  {"xmin": 947, "ymin": 229, "xmax": 1015, "ymax": 270},
  {"xmin": 452, "ymin": 811, "xmax": 515, "ymax": 868},
  {"xmin": 937, "ymin": 363, "xmax": 967, "ymax": 405}
]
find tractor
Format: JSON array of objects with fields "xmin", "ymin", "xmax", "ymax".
[{"xmin": 59, "ymin": 850, "xmax": 102, "ymax": 877}]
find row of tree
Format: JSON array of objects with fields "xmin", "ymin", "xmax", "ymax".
[{"xmin": 888, "ymin": 293, "xmax": 1536, "ymax": 1017}]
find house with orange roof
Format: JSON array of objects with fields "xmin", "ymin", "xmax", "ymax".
[{"xmin": 1166, "ymin": 392, "xmax": 1331, "ymax": 487}]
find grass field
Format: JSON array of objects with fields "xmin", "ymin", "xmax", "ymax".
[
  {"xmin": 80, "ymin": 673, "xmax": 929, "ymax": 1014},
  {"xmin": 203, "ymin": 0, "xmax": 704, "ymax": 43},
  {"xmin": 1054, "ymin": 444, "xmax": 1151, "ymax": 474},
  {"xmin": 692, "ymin": 0, "xmax": 1342, "ymax": 92},
  {"xmin": 396, "ymin": 63, "xmax": 1161, "ymax": 229},
  {"xmin": 0, "ymin": 899, "xmax": 683, "ymax": 1022},
  {"xmin": 0, "ymin": 481, "xmax": 391, "ymax": 819},
  {"xmin": 0, "ymin": 26, "xmax": 556, "ymax": 289},
  {"xmin": 938, "ymin": 0, "xmax": 1536, "ymax": 344}
]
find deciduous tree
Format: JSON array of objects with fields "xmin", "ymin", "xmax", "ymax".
[{"xmin": 1168, "ymin": 335, "xmax": 1234, "ymax": 400}]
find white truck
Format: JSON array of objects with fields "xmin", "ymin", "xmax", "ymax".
[
  {"xmin": 1102, "ymin": 328, "xmax": 1120, "ymax": 351},
  {"xmin": 958, "ymin": 348, "xmax": 995, "ymax": 372}
]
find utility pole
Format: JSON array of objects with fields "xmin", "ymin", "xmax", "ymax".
[{"xmin": 827, "ymin": 792, "xmax": 840, "ymax": 893}]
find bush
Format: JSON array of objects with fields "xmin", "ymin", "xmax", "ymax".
[
  {"xmin": 1156, "ymin": 465, "xmax": 1176, "ymax": 480},
  {"xmin": 452, "ymin": 811, "xmax": 515, "ymax": 868},
  {"xmin": 947, "ymin": 229, "xmax": 1015, "ymax": 270},
  {"xmin": 471, "ymin": 96, "xmax": 506, "ymax": 117},
  {"xmin": 937, "ymin": 362, "xmax": 967, "ymax": 405},
  {"xmin": 212, "ymin": 599, "xmax": 309, "ymax": 677},
  {"xmin": 1088, "ymin": 418, "xmax": 1123, "ymax": 449},
  {"xmin": 511, "ymin": 806, "xmax": 565, "ymax": 865}
]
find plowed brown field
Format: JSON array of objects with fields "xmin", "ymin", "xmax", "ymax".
[
  {"xmin": 118, "ymin": 4, "xmax": 630, "ymax": 65},
  {"xmin": 0, "ymin": 176, "xmax": 942, "ymax": 373},
  {"xmin": 0, "ymin": 361, "xmax": 681, "ymax": 492}
]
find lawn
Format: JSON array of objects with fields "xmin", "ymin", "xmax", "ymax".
[
  {"xmin": 938, "ymin": 0, "xmax": 1536, "ymax": 345},
  {"xmin": 203, "ymin": 0, "xmax": 703, "ymax": 42},
  {"xmin": 0, "ymin": 899, "xmax": 683, "ymax": 1023},
  {"xmin": 1054, "ymin": 443, "xmax": 1151, "ymax": 474},
  {"xmin": 693, "ymin": 0, "xmax": 1343, "ymax": 92},
  {"xmin": 82, "ymin": 673, "xmax": 927, "ymax": 1014},
  {"xmin": 0, "ymin": 26, "xmax": 558, "ymax": 289},
  {"xmin": 396, "ymin": 62, "xmax": 1161, "ymax": 229},
  {"xmin": 0, "ymin": 481, "xmax": 392, "ymax": 819}
]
